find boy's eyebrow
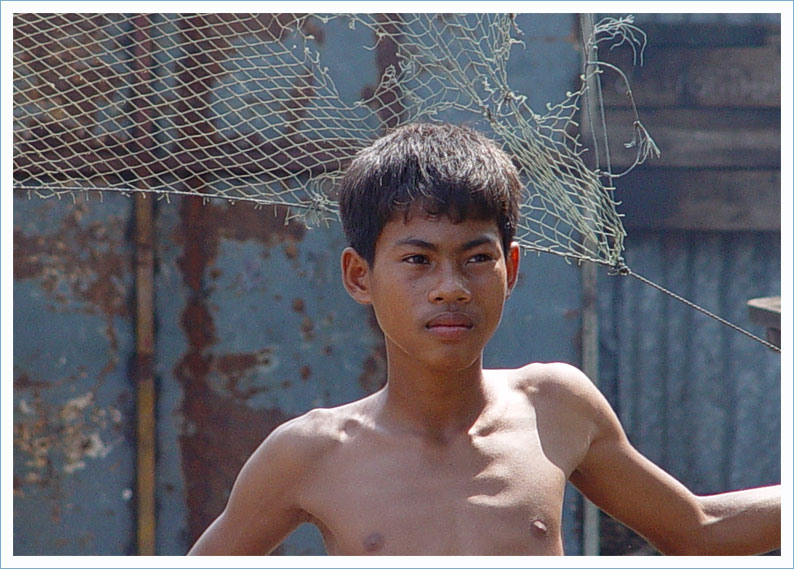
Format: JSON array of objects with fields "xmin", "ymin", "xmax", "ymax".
[
  {"xmin": 460, "ymin": 235, "xmax": 499, "ymax": 250},
  {"xmin": 395, "ymin": 238, "xmax": 437, "ymax": 251},
  {"xmin": 394, "ymin": 235, "xmax": 498, "ymax": 251}
]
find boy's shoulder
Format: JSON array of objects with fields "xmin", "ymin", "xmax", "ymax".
[
  {"xmin": 259, "ymin": 393, "xmax": 379, "ymax": 459},
  {"xmin": 504, "ymin": 361, "xmax": 595, "ymax": 395},
  {"xmin": 227, "ymin": 396, "xmax": 380, "ymax": 514},
  {"xmin": 499, "ymin": 361, "xmax": 606, "ymax": 418}
]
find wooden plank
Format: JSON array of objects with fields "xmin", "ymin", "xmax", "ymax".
[
  {"xmin": 614, "ymin": 169, "xmax": 780, "ymax": 231},
  {"xmin": 598, "ymin": 46, "xmax": 780, "ymax": 109},
  {"xmin": 747, "ymin": 296, "xmax": 781, "ymax": 349},
  {"xmin": 747, "ymin": 296, "xmax": 781, "ymax": 329},
  {"xmin": 601, "ymin": 108, "xmax": 780, "ymax": 169}
]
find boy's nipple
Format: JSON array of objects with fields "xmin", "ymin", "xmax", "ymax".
[
  {"xmin": 363, "ymin": 532, "xmax": 385, "ymax": 553},
  {"xmin": 531, "ymin": 518, "xmax": 548, "ymax": 537}
]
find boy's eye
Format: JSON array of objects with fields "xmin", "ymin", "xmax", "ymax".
[
  {"xmin": 468, "ymin": 253, "xmax": 493, "ymax": 264},
  {"xmin": 403, "ymin": 254, "xmax": 429, "ymax": 265}
]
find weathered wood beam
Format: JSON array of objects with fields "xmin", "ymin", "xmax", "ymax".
[
  {"xmin": 614, "ymin": 169, "xmax": 780, "ymax": 231},
  {"xmin": 600, "ymin": 45, "xmax": 780, "ymax": 109},
  {"xmin": 603, "ymin": 108, "xmax": 779, "ymax": 169}
]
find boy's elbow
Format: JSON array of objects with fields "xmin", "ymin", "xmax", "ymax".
[
  {"xmin": 650, "ymin": 504, "xmax": 780, "ymax": 556},
  {"xmin": 652, "ymin": 530, "xmax": 720, "ymax": 556},
  {"xmin": 645, "ymin": 504, "xmax": 717, "ymax": 555},
  {"xmin": 649, "ymin": 532, "xmax": 702, "ymax": 556},
  {"xmin": 654, "ymin": 535, "xmax": 710, "ymax": 556}
]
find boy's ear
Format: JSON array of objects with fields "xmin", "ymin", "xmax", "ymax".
[
  {"xmin": 341, "ymin": 247, "xmax": 373, "ymax": 305},
  {"xmin": 505, "ymin": 242, "xmax": 520, "ymax": 298}
]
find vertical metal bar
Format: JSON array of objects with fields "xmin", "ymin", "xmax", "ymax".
[
  {"xmin": 579, "ymin": 13, "xmax": 602, "ymax": 556},
  {"xmin": 581, "ymin": 260, "xmax": 601, "ymax": 556},
  {"xmin": 135, "ymin": 194, "xmax": 156, "ymax": 555},
  {"xmin": 132, "ymin": 14, "xmax": 157, "ymax": 556}
]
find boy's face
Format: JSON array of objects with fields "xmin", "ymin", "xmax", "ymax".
[{"xmin": 342, "ymin": 209, "xmax": 520, "ymax": 373}]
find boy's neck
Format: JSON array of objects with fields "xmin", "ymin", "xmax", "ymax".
[{"xmin": 378, "ymin": 353, "xmax": 490, "ymax": 444}]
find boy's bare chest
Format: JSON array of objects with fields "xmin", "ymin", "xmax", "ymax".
[{"xmin": 301, "ymin": 423, "xmax": 570, "ymax": 555}]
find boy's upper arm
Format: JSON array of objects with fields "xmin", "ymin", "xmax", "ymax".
[
  {"xmin": 560, "ymin": 365, "xmax": 779, "ymax": 555},
  {"xmin": 188, "ymin": 416, "xmax": 319, "ymax": 555},
  {"xmin": 557, "ymin": 366, "xmax": 706, "ymax": 553}
]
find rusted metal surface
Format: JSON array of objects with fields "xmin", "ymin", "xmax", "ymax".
[
  {"xmin": 13, "ymin": 193, "xmax": 136, "ymax": 555},
  {"xmin": 154, "ymin": 196, "xmax": 388, "ymax": 554},
  {"xmin": 372, "ymin": 14, "xmax": 403, "ymax": 128}
]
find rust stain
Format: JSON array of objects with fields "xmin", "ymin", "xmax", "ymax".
[
  {"xmin": 13, "ymin": 199, "xmax": 130, "ymax": 319},
  {"xmin": 284, "ymin": 242, "xmax": 299, "ymax": 260},
  {"xmin": 168, "ymin": 58, "xmax": 307, "ymax": 546},
  {"xmin": 214, "ymin": 349, "xmax": 275, "ymax": 399},
  {"xmin": 177, "ymin": 376, "xmax": 290, "ymax": 546},
  {"xmin": 171, "ymin": 200, "xmax": 306, "ymax": 271},
  {"xmin": 216, "ymin": 202, "xmax": 306, "ymax": 246},
  {"xmin": 14, "ymin": 14, "xmax": 353, "ymax": 185},
  {"xmin": 14, "ymin": 14, "xmax": 129, "ymax": 149},
  {"xmin": 215, "ymin": 350, "xmax": 272, "ymax": 375},
  {"xmin": 174, "ymin": 194, "xmax": 300, "ymax": 548},
  {"xmin": 358, "ymin": 14, "xmax": 403, "ymax": 128},
  {"xmin": 300, "ymin": 316, "xmax": 315, "ymax": 341},
  {"xmin": 301, "ymin": 15, "xmax": 326, "ymax": 44},
  {"xmin": 14, "ymin": 372, "xmax": 48, "ymax": 390},
  {"xmin": 180, "ymin": 299, "xmax": 217, "ymax": 357},
  {"xmin": 358, "ymin": 352, "xmax": 387, "ymax": 394}
]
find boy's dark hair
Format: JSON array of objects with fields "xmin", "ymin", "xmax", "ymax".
[{"xmin": 338, "ymin": 122, "xmax": 522, "ymax": 264}]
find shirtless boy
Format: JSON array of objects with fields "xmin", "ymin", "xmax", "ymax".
[{"xmin": 188, "ymin": 122, "xmax": 780, "ymax": 556}]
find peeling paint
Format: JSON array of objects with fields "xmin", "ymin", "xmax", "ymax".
[
  {"xmin": 14, "ymin": 388, "xmax": 125, "ymax": 482},
  {"xmin": 213, "ymin": 348, "xmax": 279, "ymax": 399}
]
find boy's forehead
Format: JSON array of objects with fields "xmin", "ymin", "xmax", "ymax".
[{"xmin": 380, "ymin": 208, "xmax": 502, "ymax": 242}]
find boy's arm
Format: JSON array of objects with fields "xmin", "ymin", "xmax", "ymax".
[
  {"xmin": 566, "ymin": 368, "xmax": 780, "ymax": 555},
  {"xmin": 187, "ymin": 419, "xmax": 312, "ymax": 555}
]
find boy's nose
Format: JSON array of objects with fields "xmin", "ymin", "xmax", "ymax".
[{"xmin": 429, "ymin": 268, "xmax": 471, "ymax": 304}]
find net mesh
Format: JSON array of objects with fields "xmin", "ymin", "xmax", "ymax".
[{"xmin": 13, "ymin": 13, "xmax": 655, "ymax": 268}]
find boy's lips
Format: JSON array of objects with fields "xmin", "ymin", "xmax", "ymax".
[{"xmin": 425, "ymin": 312, "xmax": 474, "ymax": 330}]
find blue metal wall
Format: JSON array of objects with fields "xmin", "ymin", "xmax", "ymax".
[
  {"xmin": 599, "ymin": 230, "xmax": 781, "ymax": 492},
  {"xmin": 13, "ymin": 194, "xmax": 137, "ymax": 555}
]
